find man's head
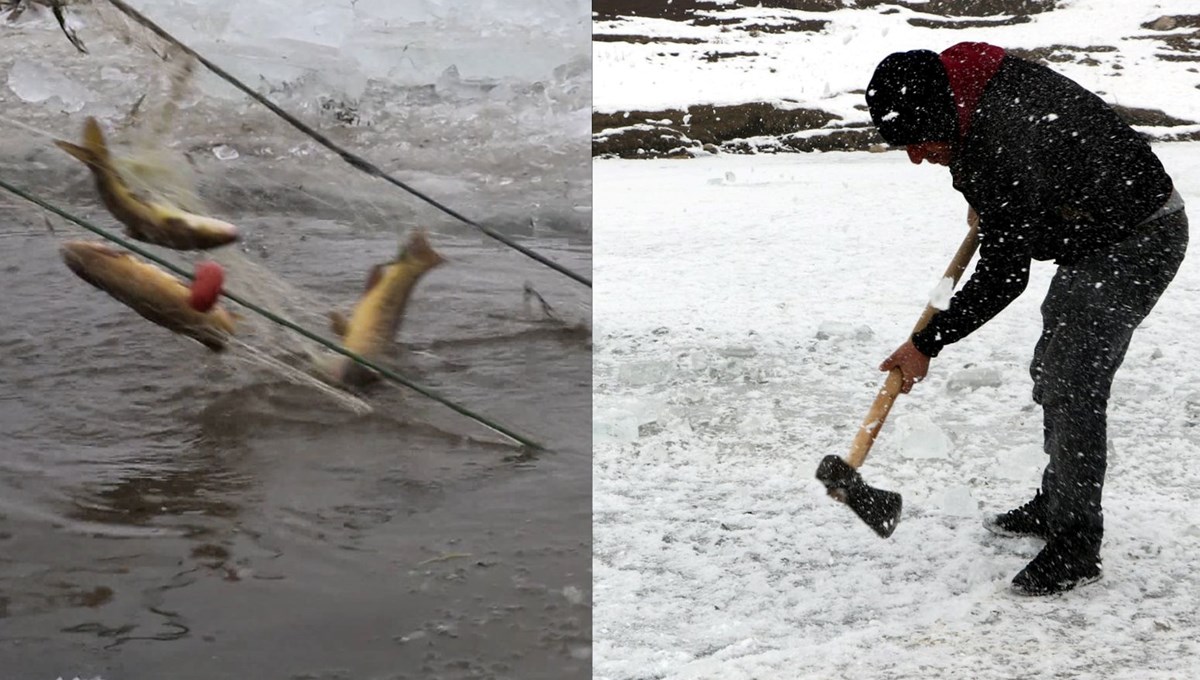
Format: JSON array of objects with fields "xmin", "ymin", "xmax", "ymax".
[{"xmin": 866, "ymin": 50, "xmax": 957, "ymax": 149}]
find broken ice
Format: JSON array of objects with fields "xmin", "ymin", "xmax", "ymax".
[
  {"xmin": 718, "ymin": 345, "xmax": 758, "ymax": 359},
  {"xmin": 940, "ymin": 485, "xmax": 979, "ymax": 517},
  {"xmin": 891, "ymin": 413, "xmax": 951, "ymax": 460},
  {"xmin": 815, "ymin": 321, "xmax": 874, "ymax": 342},
  {"xmin": 212, "ymin": 144, "xmax": 240, "ymax": 161},
  {"xmin": 593, "ymin": 395, "xmax": 666, "ymax": 443},
  {"xmin": 617, "ymin": 359, "xmax": 672, "ymax": 386},
  {"xmin": 593, "ymin": 407, "xmax": 638, "ymax": 443},
  {"xmin": 222, "ymin": 0, "xmax": 355, "ymax": 50},
  {"xmin": 6, "ymin": 60, "xmax": 92, "ymax": 113},
  {"xmin": 992, "ymin": 443, "xmax": 1046, "ymax": 481},
  {"xmin": 946, "ymin": 367, "xmax": 1003, "ymax": 392}
]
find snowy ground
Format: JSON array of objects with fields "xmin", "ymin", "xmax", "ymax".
[{"xmin": 592, "ymin": 143, "xmax": 1200, "ymax": 679}]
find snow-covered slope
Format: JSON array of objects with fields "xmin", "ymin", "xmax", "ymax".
[{"xmin": 593, "ymin": 0, "xmax": 1200, "ymax": 156}]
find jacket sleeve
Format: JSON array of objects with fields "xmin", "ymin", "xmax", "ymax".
[{"xmin": 910, "ymin": 219, "xmax": 1032, "ymax": 358}]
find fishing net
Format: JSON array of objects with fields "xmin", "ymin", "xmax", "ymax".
[{"xmin": 0, "ymin": 0, "xmax": 591, "ymax": 429}]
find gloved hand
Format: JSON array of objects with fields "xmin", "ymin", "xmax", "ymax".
[{"xmin": 880, "ymin": 339, "xmax": 930, "ymax": 394}]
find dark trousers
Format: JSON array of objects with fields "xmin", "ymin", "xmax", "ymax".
[{"xmin": 1030, "ymin": 208, "xmax": 1188, "ymax": 540}]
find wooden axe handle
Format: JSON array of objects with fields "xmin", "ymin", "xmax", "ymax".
[{"xmin": 846, "ymin": 208, "xmax": 981, "ymax": 469}]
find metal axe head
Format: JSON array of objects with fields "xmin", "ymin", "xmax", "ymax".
[{"xmin": 816, "ymin": 455, "xmax": 902, "ymax": 538}]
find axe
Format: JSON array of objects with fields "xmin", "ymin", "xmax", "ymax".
[{"xmin": 816, "ymin": 208, "xmax": 981, "ymax": 538}]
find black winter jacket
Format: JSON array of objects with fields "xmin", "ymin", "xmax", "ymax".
[{"xmin": 911, "ymin": 56, "xmax": 1175, "ymax": 358}]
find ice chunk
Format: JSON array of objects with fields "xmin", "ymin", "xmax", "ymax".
[
  {"xmin": 436, "ymin": 64, "xmax": 500, "ymax": 100},
  {"xmin": 616, "ymin": 360, "xmax": 672, "ymax": 387},
  {"xmin": 212, "ymin": 145, "xmax": 240, "ymax": 161},
  {"xmin": 685, "ymin": 349, "xmax": 711, "ymax": 372},
  {"xmin": 992, "ymin": 443, "xmax": 1045, "ymax": 481},
  {"xmin": 815, "ymin": 321, "xmax": 874, "ymax": 342},
  {"xmin": 940, "ymin": 485, "xmax": 979, "ymax": 517},
  {"xmin": 352, "ymin": 0, "xmax": 443, "ymax": 23},
  {"xmin": 99, "ymin": 66, "xmax": 137, "ymax": 84},
  {"xmin": 946, "ymin": 367, "xmax": 1003, "ymax": 392},
  {"xmin": 719, "ymin": 345, "xmax": 757, "ymax": 359},
  {"xmin": 737, "ymin": 410, "xmax": 774, "ymax": 435},
  {"xmin": 222, "ymin": 0, "xmax": 354, "ymax": 50},
  {"xmin": 6, "ymin": 60, "xmax": 92, "ymax": 113},
  {"xmin": 593, "ymin": 395, "xmax": 666, "ymax": 443},
  {"xmin": 892, "ymin": 413, "xmax": 951, "ymax": 460},
  {"xmin": 593, "ymin": 407, "xmax": 638, "ymax": 443}
]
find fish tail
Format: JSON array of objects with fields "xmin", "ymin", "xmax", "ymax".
[
  {"xmin": 81, "ymin": 116, "xmax": 112, "ymax": 165},
  {"xmin": 53, "ymin": 116, "xmax": 111, "ymax": 171},
  {"xmin": 53, "ymin": 139, "xmax": 96, "ymax": 167}
]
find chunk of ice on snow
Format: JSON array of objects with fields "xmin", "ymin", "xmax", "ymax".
[
  {"xmin": 946, "ymin": 367, "xmax": 1003, "ymax": 392},
  {"xmin": 941, "ymin": 485, "xmax": 979, "ymax": 517},
  {"xmin": 6, "ymin": 60, "xmax": 92, "ymax": 112},
  {"xmin": 212, "ymin": 145, "xmax": 240, "ymax": 161},
  {"xmin": 737, "ymin": 410, "xmax": 774, "ymax": 435},
  {"xmin": 815, "ymin": 321, "xmax": 873, "ymax": 342},
  {"xmin": 594, "ymin": 396, "xmax": 666, "ymax": 443},
  {"xmin": 593, "ymin": 407, "xmax": 638, "ymax": 443},
  {"xmin": 892, "ymin": 413, "xmax": 951, "ymax": 459},
  {"xmin": 718, "ymin": 345, "xmax": 757, "ymax": 358},
  {"xmin": 617, "ymin": 359, "xmax": 672, "ymax": 386},
  {"xmin": 992, "ymin": 443, "xmax": 1046, "ymax": 481},
  {"xmin": 222, "ymin": 0, "xmax": 354, "ymax": 49}
]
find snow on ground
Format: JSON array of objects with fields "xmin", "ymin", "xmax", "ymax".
[
  {"xmin": 594, "ymin": 0, "xmax": 1200, "ymax": 127},
  {"xmin": 593, "ymin": 143, "xmax": 1200, "ymax": 679}
]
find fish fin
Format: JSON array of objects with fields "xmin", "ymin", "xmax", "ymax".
[
  {"xmin": 364, "ymin": 263, "xmax": 384, "ymax": 292},
  {"xmin": 115, "ymin": 148, "xmax": 207, "ymax": 214},
  {"xmin": 329, "ymin": 310, "xmax": 348, "ymax": 337}
]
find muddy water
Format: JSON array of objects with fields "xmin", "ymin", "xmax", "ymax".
[{"xmin": 0, "ymin": 149, "xmax": 591, "ymax": 678}]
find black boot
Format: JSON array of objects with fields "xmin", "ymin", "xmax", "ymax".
[
  {"xmin": 1011, "ymin": 531, "xmax": 1102, "ymax": 596},
  {"xmin": 984, "ymin": 490, "xmax": 1050, "ymax": 539}
]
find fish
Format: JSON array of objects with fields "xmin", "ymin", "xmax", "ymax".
[
  {"xmin": 54, "ymin": 116, "xmax": 239, "ymax": 251},
  {"xmin": 326, "ymin": 229, "xmax": 446, "ymax": 386},
  {"xmin": 60, "ymin": 240, "xmax": 238, "ymax": 351}
]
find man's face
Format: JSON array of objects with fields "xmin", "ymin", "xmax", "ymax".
[{"xmin": 905, "ymin": 141, "xmax": 953, "ymax": 166}]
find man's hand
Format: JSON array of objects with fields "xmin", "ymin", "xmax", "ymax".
[{"xmin": 880, "ymin": 340, "xmax": 930, "ymax": 394}]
